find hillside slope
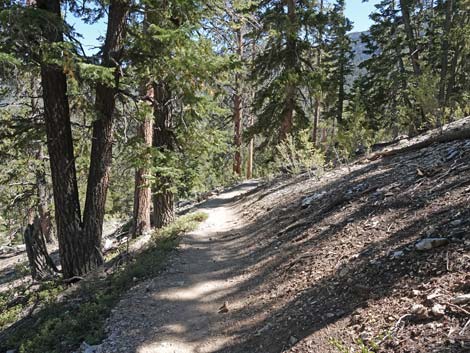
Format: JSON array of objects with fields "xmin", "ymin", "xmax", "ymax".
[
  {"xmin": 100, "ymin": 119, "xmax": 470, "ymax": 353},
  {"xmin": 217, "ymin": 122, "xmax": 470, "ymax": 353}
]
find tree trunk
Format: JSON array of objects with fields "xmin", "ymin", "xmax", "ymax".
[
  {"xmin": 399, "ymin": 0, "xmax": 421, "ymax": 75},
  {"xmin": 36, "ymin": 0, "xmax": 86, "ymax": 279},
  {"xmin": 153, "ymin": 82, "xmax": 175, "ymax": 229},
  {"xmin": 438, "ymin": 0, "xmax": 453, "ymax": 105},
  {"xmin": 82, "ymin": 0, "xmax": 129, "ymax": 264},
  {"xmin": 133, "ymin": 83, "xmax": 154, "ymax": 237},
  {"xmin": 24, "ymin": 217, "xmax": 58, "ymax": 280},
  {"xmin": 233, "ymin": 28, "xmax": 243, "ymax": 176},
  {"xmin": 280, "ymin": 0, "xmax": 297, "ymax": 141},
  {"xmin": 36, "ymin": 146, "xmax": 54, "ymax": 243},
  {"xmin": 312, "ymin": 0, "xmax": 323, "ymax": 145}
]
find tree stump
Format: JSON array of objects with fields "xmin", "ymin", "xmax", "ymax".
[{"xmin": 24, "ymin": 217, "xmax": 58, "ymax": 280}]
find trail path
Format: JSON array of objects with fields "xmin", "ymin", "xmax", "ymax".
[{"xmin": 101, "ymin": 181, "xmax": 260, "ymax": 353}]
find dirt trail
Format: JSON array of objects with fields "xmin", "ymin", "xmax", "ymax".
[{"xmin": 101, "ymin": 181, "xmax": 260, "ymax": 353}]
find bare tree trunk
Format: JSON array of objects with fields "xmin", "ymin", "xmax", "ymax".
[
  {"xmin": 36, "ymin": 0, "xmax": 86, "ymax": 279},
  {"xmin": 400, "ymin": 0, "xmax": 421, "ymax": 75},
  {"xmin": 280, "ymin": 0, "xmax": 297, "ymax": 141},
  {"xmin": 438, "ymin": 0, "xmax": 454, "ymax": 105},
  {"xmin": 133, "ymin": 83, "xmax": 154, "ymax": 237},
  {"xmin": 312, "ymin": 0, "xmax": 323, "ymax": 145},
  {"xmin": 233, "ymin": 29, "xmax": 243, "ymax": 176},
  {"xmin": 153, "ymin": 82, "xmax": 175, "ymax": 229},
  {"xmin": 82, "ymin": 0, "xmax": 129, "ymax": 265},
  {"xmin": 24, "ymin": 217, "xmax": 58, "ymax": 280}
]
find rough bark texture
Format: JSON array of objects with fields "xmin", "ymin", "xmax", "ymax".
[
  {"xmin": 82, "ymin": 0, "xmax": 129, "ymax": 264},
  {"xmin": 24, "ymin": 217, "xmax": 58, "ymax": 280},
  {"xmin": 280, "ymin": 0, "xmax": 297, "ymax": 141},
  {"xmin": 36, "ymin": 0, "xmax": 86, "ymax": 279},
  {"xmin": 133, "ymin": 84, "xmax": 154, "ymax": 237},
  {"xmin": 153, "ymin": 82, "xmax": 175, "ymax": 229}
]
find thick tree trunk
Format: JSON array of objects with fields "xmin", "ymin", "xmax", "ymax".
[
  {"xmin": 280, "ymin": 0, "xmax": 297, "ymax": 141},
  {"xmin": 36, "ymin": 0, "xmax": 86, "ymax": 279},
  {"xmin": 82, "ymin": 0, "xmax": 129, "ymax": 264},
  {"xmin": 24, "ymin": 217, "xmax": 58, "ymax": 280},
  {"xmin": 153, "ymin": 82, "xmax": 175, "ymax": 229},
  {"xmin": 233, "ymin": 28, "xmax": 243, "ymax": 175},
  {"xmin": 133, "ymin": 84, "xmax": 154, "ymax": 237}
]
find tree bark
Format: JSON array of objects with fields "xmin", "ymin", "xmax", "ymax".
[
  {"xmin": 36, "ymin": 0, "xmax": 86, "ymax": 279},
  {"xmin": 153, "ymin": 82, "xmax": 175, "ymax": 229},
  {"xmin": 233, "ymin": 28, "xmax": 243, "ymax": 176},
  {"xmin": 36, "ymin": 146, "xmax": 54, "ymax": 243},
  {"xmin": 24, "ymin": 217, "xmax": 58, "ymax": 280},
  {"xmin": 82, "ymin": 0, "xmax": 129, "ymax": 265},
  {"xmin": 133, "ymin": 83, "xmax": 154, "ymax": 237}
]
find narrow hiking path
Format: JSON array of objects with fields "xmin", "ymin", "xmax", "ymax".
[{"xmin": 101, "ymin": 181, "xmax": 261, "ymax": 353}]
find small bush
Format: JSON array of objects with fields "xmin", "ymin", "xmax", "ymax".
[{"xmin": 275, "ymin": 130, "xmax": 325, "ymax": 176}]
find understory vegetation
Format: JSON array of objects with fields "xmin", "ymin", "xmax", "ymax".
[{"xmin": 0, "ymin": 212, "xmax": 207, "ymax": 353}]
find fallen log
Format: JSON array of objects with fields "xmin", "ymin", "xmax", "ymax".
[{"xmin": 364, "ymin": 116, "xmax": 470, "ymax": 161}]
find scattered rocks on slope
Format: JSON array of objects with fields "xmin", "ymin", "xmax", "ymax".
[{"xmin": 415, "ymin": 238, "xmax": 449, "ymax": 251}]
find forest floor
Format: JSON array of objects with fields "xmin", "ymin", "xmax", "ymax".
[{"xmin": 101, "ymin": 123, "xmax": 470, "ymax": 353}]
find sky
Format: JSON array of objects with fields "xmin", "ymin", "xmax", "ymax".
[{"xmin": 69, "ymin": 0, "xmax": 381, "ymax": 55}]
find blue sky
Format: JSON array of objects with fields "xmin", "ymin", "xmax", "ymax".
[{"xmin": 69, "ymin": 0, "xmax": 380, "ymax": 55}]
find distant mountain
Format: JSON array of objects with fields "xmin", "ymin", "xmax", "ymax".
[{"xmin": 346, "ymin": 31, "xmax": 370, "ymax": 86}]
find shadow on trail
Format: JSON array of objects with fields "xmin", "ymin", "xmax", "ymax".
[{"xmin": 132, "ymin": 139, "xmax": 469, "ymax": 353}]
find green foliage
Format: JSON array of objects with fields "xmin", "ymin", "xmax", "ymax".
[
  {"xmin": 275, "ymin": 130, "xmax": 325, "ymax": 176},
  {"xmin": 2, "ymin": 212, "xmax": 207, "ymax": 353}
]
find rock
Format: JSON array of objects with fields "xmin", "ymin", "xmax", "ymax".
[
  {"xmin": 80, "ymin": 342, "xmax": 102, "ymax": 353},
  {"xmin": 391, "ymin": 250, "xmax": 404, "ymax": 258},
  {"xmin": 14, "ymin": 244, "xmax": 26, "ymax": 252},
  {"xmin": 289, "ymin": 336, "xmax": 298, "ymax": 345},
  {"xmin": 450, "ymin": 219, "xmax": 462, "ymax": 227},
  {"xmin": 359, "ymin": 331, "xmax": 373, "ymax": 342},
  {"xmin": 451, "ymin": 294, "xmax": 470, "ymax": 304},
  {"xmin": 431, "ymin": 304, "xmax": 446, "ymax": 317},
  {"xmin": 103, "ymin": 238, "xmax": 115, "ymax": 252},
  {"xmin": 0, "ymin": 245, "xmax": 14, "ymax": 254},
  {"xmin": 301, "ymin": 191, "xmax": 327, "ymax": 208},
  {"xmin": 6, "ymin": 349, "xmax": 17, "ymax": 353},
  {"xmin": 415, "ymin": 238, "xmax": 449, "ymax": 251},
  {"xmin": 411, "ymin": 303, "xmax": 428, "ymax": 319}
]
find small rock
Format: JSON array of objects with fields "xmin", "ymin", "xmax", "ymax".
[
  {"xmin": 451, "ymin": 294, "xmax": 470, "ymax": 304},
  {"xmin": 103, "ymin": 238, "xmax": 114, "ymax": 252},
  {"xmin": 431, "ymin": 304, "xmax": 446, "ymax": 317},
  {"xmin": 301, "ymin": 191, "xmax": 327, "ymax": 208},
  {"xmin": 411, "ymin": 303, "xmax": 428, "ymax": 319},
  {"xmin": 359, "ymin": 331, "xmax": 373, "ymax": 342},
  {"xmin": 14, "ymin": 244, "xmax": 26, "ymax": 252},
  {"xmin": 289, "ymin": 336, "xmax": 298, "ymax": 345},
  {"xmin": 6, "ymin": 349, "xmax": 17, "ymax": 353},
  {"xmin": 450, "ymin": 219, "xmax": 462, "ymax": 227},
  {"xmin": 391, "ymin": 250, "xmax": 404, "ymax": 258},
  {"xmin": 415, "ymin": 238, "xmax": 449, "ymax": 251}
]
